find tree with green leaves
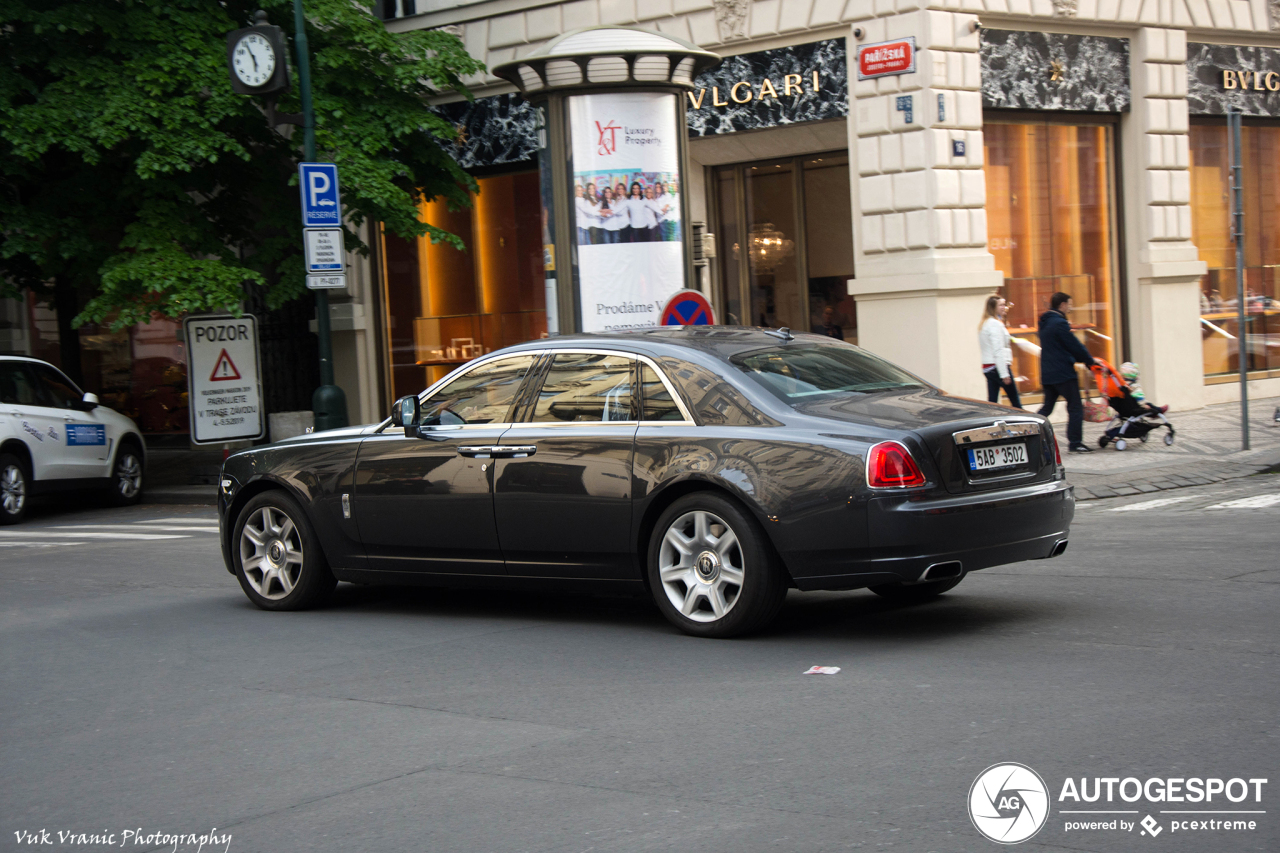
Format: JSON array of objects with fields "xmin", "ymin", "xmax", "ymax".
[{"xmin": 0, "ymin": 0, "xmax": 481, "ymax": 382}]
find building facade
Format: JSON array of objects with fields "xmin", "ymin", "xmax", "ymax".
[
  {"xmin": 6, "ymin": 2, "xmax": 1274, "ymax": 437},
  {"xmin": 369, "ymin": 0, "xmax": 1279, "ymax": 418}
]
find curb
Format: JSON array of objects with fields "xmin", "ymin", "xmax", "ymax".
[
  {"xmin": 142, "ymin": 486, "xmax": 218, "ymax": 506},
  {"xmin": 1069, "ymin": 454, "xmax": 1280, "ymax": 501}
]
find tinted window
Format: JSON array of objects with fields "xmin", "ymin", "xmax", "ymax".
[
  {"xmin": 733, "ymin": 344, "xmax": 924, "ymax": 406},
  {"xmin": 655, "ymin": 356, "xmax": 780, "ymax": 427},
  {"xmin": 33, "ymin": 364, "xmax": 82, "ymax": 409},
  {"xmin": 0, "ymin": 363, "xmax": 40, "ymax": 406},
  {"xmin": 639, "ymin": 364, "xmax": 682, "ymax": 421},
  {"xmin": 531, "ymin": 353, "xmax": 634, "ymax": 423},
  {"xmin": 420, "ymin": 355, "xmax": 535, "ymax": 425}
]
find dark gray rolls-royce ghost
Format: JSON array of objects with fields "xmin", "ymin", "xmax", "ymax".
[{"xmin": 217, "ymin": 327, "xmax": 1073, "ymax": 637}]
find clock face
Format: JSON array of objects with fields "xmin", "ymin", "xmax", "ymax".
[{"xmin": 233, "ymin": 32, "xmax": 277, "ymax": 88}]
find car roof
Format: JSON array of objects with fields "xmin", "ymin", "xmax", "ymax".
[
  {"xmin": 503, "ymin": 326, "xmax": 838, "ymax": 361},
  {"xmin": 0, "ymin": 355, "xmax": 51, "ymax": 365}
]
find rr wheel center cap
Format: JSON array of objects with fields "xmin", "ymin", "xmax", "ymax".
[{"xmin": 695, "ymin": 550, "xmax": 721, "ymax": 583}]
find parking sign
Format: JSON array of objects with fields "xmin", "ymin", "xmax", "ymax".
[{"xmin": 298, "ymin": 162, "xmax": 341, "ymax": 228}]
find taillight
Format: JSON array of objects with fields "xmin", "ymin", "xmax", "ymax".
[
  {"xmin": 867, "ymin": 441, "xmax": 927, "ymax": 488},
  {"xmin": 1049, "ymin": 428, "xmax": 1062, "ymax": 466}
]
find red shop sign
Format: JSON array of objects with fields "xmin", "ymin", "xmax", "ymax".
[{"xmin": 857, "ymin": 37, "xmax": 916, "ymax": 80}]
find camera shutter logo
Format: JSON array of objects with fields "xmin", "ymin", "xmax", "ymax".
[{"xmin": 969, "ymin": 763, "xmax": 1050, "ymax": 844}]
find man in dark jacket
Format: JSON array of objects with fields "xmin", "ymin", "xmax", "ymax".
[{"xmin": 1037, "ymin": 292, "xmax": 1096, "ymax": 452}]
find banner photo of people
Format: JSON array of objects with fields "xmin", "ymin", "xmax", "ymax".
[{"xmin": 569, "ymin": 92, "xmax": 685, "ymax": 332}]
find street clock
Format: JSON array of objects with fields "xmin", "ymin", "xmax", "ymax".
[{"xmin": 225, "ymin": 11, "xmax": 290, "ymax": 96}]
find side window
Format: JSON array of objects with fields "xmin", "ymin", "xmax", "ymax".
[
  {"xmin": 0, "ymin": 363, "xmax": 40, "ymax": 406},
  {"xmin": 639, "ymin": 364, "xmax": 683, "ymax": 421},
  {"xmin": 655, "ymin": 356, "xmax": 781, "ymax": 427},
  {"xmin": 33, "ymin": 364, "xmax": 82, "ymax": 409},
  {"xmin": 420, "ymin": 355, "xmax": 535, "ymax": 426},
  {"xmin": 530, "ymin": 353, "xmax": 635, "ymax": 423}
]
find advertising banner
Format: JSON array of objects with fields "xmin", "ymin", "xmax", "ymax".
[{"xmin": 569, "ymin": 92, "xmax": 685, "ymax": 332}]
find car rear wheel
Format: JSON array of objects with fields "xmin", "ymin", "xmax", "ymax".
[
  {"xmin": 647, "ymin": 493, "xmax": 787, "ymax": 638},
  {"xmin": 106, "ymin": 442, "xmax": 143, "ymax": 506},
  {"xmin": 869, "ymin": 575, "xmax": 963, "ymax": 604},
  {"xmin": 233, "ymin": 491, "xmax": 335, "ymax": 611},
  {"xmin": 0, "ymin": 453, "xmax": 29, "ymax": 525}
]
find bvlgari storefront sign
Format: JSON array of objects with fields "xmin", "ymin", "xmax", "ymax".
[
  {"xmin": 1187, "ymin": 43, "xmax": 1280, "ymax": 116},
  {"xmin": 687, "ymin": 38, "xmax": 848, "ymax": 137}
]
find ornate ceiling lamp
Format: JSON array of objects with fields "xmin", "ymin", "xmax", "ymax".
[{"xmin": 747, "ymin": 223, "xmax": 794, "ymax": 273}]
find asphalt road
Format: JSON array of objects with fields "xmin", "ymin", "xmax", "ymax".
[{"xmin": 2, "ymin": 474, "xmax": 1277, "ymax": 853}]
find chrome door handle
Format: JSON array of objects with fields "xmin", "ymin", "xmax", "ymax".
[
  {"xmin": 457, "ymin": 446, "xmax": 495, "ymax": 458},
  {"xmin": 493, "ymin": 445, "xmax": 536, "ymax": 458}
]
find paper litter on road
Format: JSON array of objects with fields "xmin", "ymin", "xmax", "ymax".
[{"xmin": 803, "ymin": 666, "xmax": 841, "ymax": 675}]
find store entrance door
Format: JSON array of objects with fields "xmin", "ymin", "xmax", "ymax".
[{"xmin": 713, "ymin": 153, "xmax": 856, "ymax": 341}]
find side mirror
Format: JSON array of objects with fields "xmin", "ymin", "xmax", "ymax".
[
  {"xmin": 74, "ymin": 393, "xmax": 99, "ymax": 412},
  {"xmin": 391, "ymin": 395, "xmax": 419, "ymax": 435}
]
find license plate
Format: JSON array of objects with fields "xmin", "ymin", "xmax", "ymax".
[{"xmin": 967, "ymin": 442, "xmax": 1027, "ymax": 471}]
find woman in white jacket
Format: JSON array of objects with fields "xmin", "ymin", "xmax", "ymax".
[{"xmin": 979, "ymin": 294, "xmax": 1023, "ymax": 409}]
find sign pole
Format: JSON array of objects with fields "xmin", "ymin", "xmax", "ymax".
[
  {"xmin": 1228, "ymin": 107, "xmax": 1248, "ymax": 451},
  {"xmin": 293, "ymin": 0, "xmax": 348, "ymax": 430}
]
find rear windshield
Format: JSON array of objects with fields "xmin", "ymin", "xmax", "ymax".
[{"xmin": 732, "ymin": 344, "xmax": 926, "ymax": 405}]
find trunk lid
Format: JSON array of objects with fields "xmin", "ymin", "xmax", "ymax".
[{"xmin": 793, "ymin": 389, "xmax": 1057, "ymax": 494}]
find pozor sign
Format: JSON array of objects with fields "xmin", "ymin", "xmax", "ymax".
[{"xmin": 183, "ymin": 315, "xmax": 265, "ymax": 444}]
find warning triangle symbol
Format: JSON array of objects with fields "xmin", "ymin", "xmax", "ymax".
[{"xmin": 209, "ymin": 348, "xmax": 242, "ymax": 382}]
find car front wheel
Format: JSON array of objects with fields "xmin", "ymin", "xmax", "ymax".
[
  {"xmin": 0, "ymin": 453, "xmax": 29, "ymax": 525},
  {"xmin": 233, "ymin": 491, "xmax": 335, "ymax": 610},
  {"xmin": 106, "ymin": 442, "xmax": 143, "ymax": 506},
  {"xmin": 646, "ymin": 493, "xmax": 787, "ymax": 638}
]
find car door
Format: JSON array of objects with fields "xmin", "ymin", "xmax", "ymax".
[
  {"xmin": 353, "ymin": 353, "xmax": 538, "ymax": 575},
  {"xmin": 493, "ymin": 351, "xmax": 639, "ymax": 580},
  {"xmin": 29, "ymin": 363, "xmax": 111, "ymax": 479},
  {"xmin": 1, "ymin": 361, "xmax": 60, "ymax": 479}
]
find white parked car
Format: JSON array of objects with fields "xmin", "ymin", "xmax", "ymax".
[{"xmin": 0, "ymin": 355, "xmax": 146, "ymax": 524}]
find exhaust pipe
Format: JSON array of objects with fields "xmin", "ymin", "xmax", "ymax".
[
  {"xmin": 1048, "ymin": 539, "xmax": 1069, "ymax": 558},
  {"xmin": 920, "ymin": 561, "xmax": 963, "ymax": 582}
]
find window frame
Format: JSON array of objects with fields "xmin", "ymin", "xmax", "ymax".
[{"xmin": 505, "ymin": 348, "xmax": 696, "ymax": 428}]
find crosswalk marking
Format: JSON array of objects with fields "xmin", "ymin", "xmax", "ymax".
[
  {"xmin": 138, "ymin": 517, "xmax": 217, "ymax": 524},
  {"xmin": 1108, "ymin": 496, "xmax": 1196, "ymax": 512},
  {"xmin": 1205, "ymin": 494, "xmax": 1280, "ymax": 510},
  {"xmin": 57, "ymin": 524, "xmax": 218, "ymax": 533},
  {"xmin": 0, "ymin": 541, "xmax": 80, "ymax": 548},
  {"xmin": 0, "ymin": 531, "xmax": 187, "ymax": 541}
]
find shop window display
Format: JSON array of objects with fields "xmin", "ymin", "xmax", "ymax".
[
  {"xmin": 984, "ymin": 120, "xmax": 1120, "ymax": 397},
  {"xmin": 1188, "ymin": 122, "xmax": 1280, "ymax": 378},
  {"xmin": 713, "ymin": 153, "xmax": 856, "ymax": 341},
  {"xmin": 380, "ymin": 170, "xmax": 548, "ymax": 402}
]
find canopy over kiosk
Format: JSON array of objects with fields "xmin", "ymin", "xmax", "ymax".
[{"xmin": 494, "ymin": 28, "xmax": 720, "ymax": 333}]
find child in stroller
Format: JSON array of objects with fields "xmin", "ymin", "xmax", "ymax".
[{"xmin": 1090, "ymin": 359, "xmax": 1175, "ymax": 451}]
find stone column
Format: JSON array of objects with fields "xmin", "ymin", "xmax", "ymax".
[
  {"xmin": 847, "ymin": 7, "xmax": 999, "ymax": 399},
  {"xmin": 1124, "ymin": 27, "xmax": 1207, "ymax": 409}
]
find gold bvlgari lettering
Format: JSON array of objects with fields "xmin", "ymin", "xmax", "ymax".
[
  {"xmin": 758, "ymin": 78, "xmax": 778, "ymax": 100},
  {"xmin": 712, "ymin": 86, "xmax": 728, "ymax": 107},
  {"xmin": 784, "ymin": 73, "xmax": 802, "ymax": 96},
  {"xmin": 687, "ymin": 89, "xmax": 706, "ymax": 109},
  {"xmin": 730, "ymin": 81, "xmax": 752, "ymax": 103}
]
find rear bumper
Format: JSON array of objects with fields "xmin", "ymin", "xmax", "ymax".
[{"xmin": 794, "ymin": 479, "xmax": 1074, "ymax": 591}]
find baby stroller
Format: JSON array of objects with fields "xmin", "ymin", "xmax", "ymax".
[{"xmin": 1090, "ymin": 359, "xmax": 1175, "ymax": 451}]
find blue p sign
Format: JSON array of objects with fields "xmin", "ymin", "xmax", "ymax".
[{"xmin": 298, "ymin": 162, "xmax": 341, "ymax": 228}]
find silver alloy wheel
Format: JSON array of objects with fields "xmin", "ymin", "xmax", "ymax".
[
  {"xmin": 658, "ymin": 510, "xmax": 745, "ymax": 623},
  {"xmin": 239, "ymin": 506, "xmax": 305, "ymax": 600},
  {"xmin": 1, "ymin": 464, "xmax": 25, "ymax": 516},
  {"xmin": 115, "ymin": 452, "xmax": 142, "ymax": 499}
]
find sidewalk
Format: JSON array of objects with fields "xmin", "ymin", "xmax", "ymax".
[{"xmin": 1059, "ymin": 395, "xmax": 1280, "ymax": 500}]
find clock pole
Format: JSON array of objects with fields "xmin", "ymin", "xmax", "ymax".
[{"xmin": 292, "ymin": 0, "xmax": 348, "ymax": 431}]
